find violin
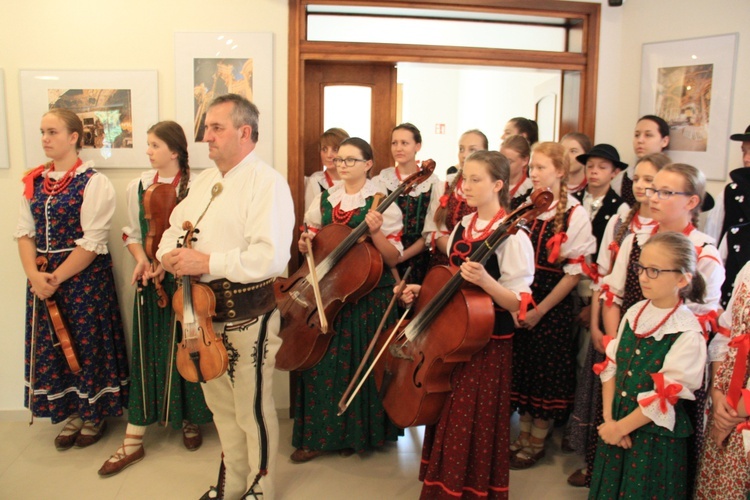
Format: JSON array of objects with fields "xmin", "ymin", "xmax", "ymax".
[
  {"xmin": 35, "ymin": 256, "xmax": 82, "ymax": 374},
  {"xmin": 372, "ymin": 189, "xmax": 554, "ymax": 428},
  {"xmin": 173, "ymin": 221, "xmax": 228, "ymax": 383},
  {"xmin": 274, "ymin": 160, "xmax": 437, "ymax": 372},
  {"xmin": 143, "ymin": 182, "xmax": 177, "ymax": 308}
]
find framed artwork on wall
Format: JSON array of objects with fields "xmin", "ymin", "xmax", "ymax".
[
  {"xmin": 19, "ymin": 70, "xmax": 158, "ymax": 169},
  {"xmin": 639, "ymin": 33, "xmax": 738, "ymax": 181},
  {"xmin": 0, "ymin": 70, "xmax": 9, "ymax": 169},
  {"xmin": 174, "ymin": 32, "xmax": 274, "ymax": 169}
]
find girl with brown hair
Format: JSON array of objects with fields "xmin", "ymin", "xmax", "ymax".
[{"xmin": 509, "ymin": 142, "xmax": 596, "ymax": 469}]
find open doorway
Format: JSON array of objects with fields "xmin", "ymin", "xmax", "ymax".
[{"xmin": 289, "ymin": 0, "xmax": 600, "ymax": 239}]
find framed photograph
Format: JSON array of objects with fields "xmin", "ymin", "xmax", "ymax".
[
  {"xmin": 20, "ymin": 70, "xmax": 158, "ymax": 169},
  {"xmin": 0, "ymin": 70, "xmax": 9, "ymax": 169},
  {"xmin": 175, "ymin": 32, "xmax": 274, "ymax": 169},
  {"xmin": 639, "ymin": 33, "xmax": 738, "ymax": 181}
]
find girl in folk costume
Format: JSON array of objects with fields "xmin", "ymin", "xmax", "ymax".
[
  {"xmin": 509, "ymin": 142, "xmax": 597, "ymax": 469},
  {"xmin": 424, "ymin": 129, "xmax": 487, "ymax": 268},
  {"xmin": 560, "ymin": 132, "xmax": 593, "ymax": 196},
  {"xmin": 399, "ymin": 150, "xmax": 535, "ymax": 499},
  {"xmin": 589, "ymin": 231, "xmax": 708, "ymax": 498},
  {"xmin": 600, "ymin": 163, "xmax": 725, "ymax": 493},
  {"xmin": 98, "ymin": 121, "xmax": 212, "ymax": 477},
  {"xmin": 500, "ymin": 135, "xmax": 533, "ymax": 210},
  {"xmin": 292, "ymin": 137, "xmax": 404, "ymax": 462},
  {"xmin": 695, "ymin": 261, "xmax": 750, "ymax": 499},
  {"xmin": 373, "ymin": 123, "xmax": 441, "ymax": 285},
  {"xmin": 303, "ymin": 127, "xmax": 349, "ymax": 212},
  {"xmin": 567, "ymin": 152, "xmax": 670, "ymax": 487},
  {"xmin": 613, "ymin": 115, "xmax": 670, "ymax": 206},
  {"xmin": 16, "ymin": 109, "xmax": 129, "ymax": 449}
]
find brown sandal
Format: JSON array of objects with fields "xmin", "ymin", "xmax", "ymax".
[
  {"xmin": 54, "ymin": 417, "xmax": 83, "ymax": 451},
  {"xmin": 98, "ymin": 434, "xmax": 145, "ymax": 477},
  {"xmin": 290, "ymin": 448, "xmax": 325, "ymax": 463},
  {"xmin": 509, "ymin": 444, "xmax": 545, "ymax": 469}
]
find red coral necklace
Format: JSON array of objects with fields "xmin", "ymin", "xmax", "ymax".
[
  {"xmin": 463, "ymin": 207, "xmax": 506, "ymax": 243},
  {"xmin": 632, "ymin": 299, "xmax": 682, "ymax": 338},
  {"xmin": 43, "ymin": 158, "xmax": 83, "ymax": 196}
]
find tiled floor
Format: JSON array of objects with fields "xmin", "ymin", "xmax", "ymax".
[{"xmin": 0, "ymin": 414, "xmax": 588, "ymax": 499}]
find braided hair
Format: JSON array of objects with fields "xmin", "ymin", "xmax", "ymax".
[
  {"xmin": 148, "ymin": 121, "xmax": 190, "ymax": 202},
  {"xmin": 532, "ymin": 142, "xmax": 568, "ymax": 240}
]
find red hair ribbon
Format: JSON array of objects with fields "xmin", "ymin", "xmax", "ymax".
[
  {"xmin": 545, "ymin": 232, "xmax": 568, "ymax": 264},
  {"xmin": 726, "ymin": 334, "xmax": 750, "ymax": 411},
  {"xmin": 638, "ymin": 372, "xmax": 682, "ymax": 414},
  {"xmin": 695, "ymin": 310, "xmax": 719, "ymax": 341},
  {"xmin": 518, "ymin": 292, "xmax": 537, "ymax": 322},
  {"xmin": 600, "ymin": 284, "xmax": 616, "ymax": 308},
  {"xmin": 568, "ymin": 256, "xmax": 599, "ymax": 283},
  {"xmin": 22, "ymin": 165, "xmax": 45, "ymax": 200},
  {"xmin": 592, "ymin": 335, "xmax": 615, "ymax": 375},
  {"xmin": 439, "ymin": 194, "xmax": 449, "ymax": 208}
]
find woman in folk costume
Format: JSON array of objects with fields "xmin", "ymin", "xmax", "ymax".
[
  {"xmin": 303, "ymin": 127, "xmax": 348, "ymax": 212},
  {"xmin": 589, "ymin": 231, "xmax": 707, "ymax": 498},
  {"xmin": 16, "ymin": 108, "xmax": 129, "ymax": 450},
  {"xmin": 373, "ymin": 122, "xmax": 441, "ymax": 285},
  {"xmin": 291, "ymin": 137, "xmax": 404, "ymax": 462},
  {"xmin": 424, "ymin": 129, "xmax": 487, "ymax": 268},
  {"xmin": 98, "ymin": 121, "xmax": 212, "ymax": 477},
  {"xmin": 509, "ymin": 141, "xmax": 596, "ymax": 469},
  {"xmin": 500, "ymin": 135, "xmax": 533, "ymax": 210}
]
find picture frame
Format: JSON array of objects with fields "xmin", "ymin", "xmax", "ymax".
[
  {"xmin": 0, "ymin": 70, "xmax": 9, "ymax": 169},
  {"xmin": 175, "ymin": 32, "xmax": 274, "ymax": 169},
  {"xmin": 639, "ymin": 33, "xmax": 738, "ymax": 181},
  {"xmin": 19, "ymin": 70, "xmax": 158, "ymax": 169}
]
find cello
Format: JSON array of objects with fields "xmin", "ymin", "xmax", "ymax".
[
  {"xmin": 274, "ymin": 160, "xmax": 436, "ymax": 372},
  {"xmin": 372, "ymin": 189, "xmax": 554, "ymax": 428},
  {"xmin": 173, "ymin": 221, "xmax": 229, "ymax": 383},
  {"xmin": 35, "ymin": 256, "xmax": 82, "ymax": 374}
]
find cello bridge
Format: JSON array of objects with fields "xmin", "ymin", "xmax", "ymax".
[{"xmin": 389, "ymin": 341, "xmax": 413, "ymax": 361}]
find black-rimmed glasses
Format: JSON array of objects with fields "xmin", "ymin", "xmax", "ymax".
[
  {"xmin": 632, "ymin": 263, "xmax": 683, "ymax": 279},
  {"xmin": 332, "ymin": 157, "xmax": 367, "ymax": 167},
  {"xmin": 644, "ymin": 187, "xmax": 693, "ymax": 200}
]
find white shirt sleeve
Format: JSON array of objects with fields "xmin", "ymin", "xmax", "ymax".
[
  {"xmin": 637, "ymin": 330, "xmax": 707, "ymax": 431},
  {"xmin": 497, "ymin": 231, "xmax": 535, "ymax": 300},
  {"xmin": 122, "ymin": 177, "xmax": 143, "ymax": 246},
  {"xmin": 76, "ymin": 172, "xmax": 116, "ymax": 254},
  {"xmin": 702, "ymin": 190, "xmax": 725, "ymax": 242},
  {"xmin": 688, "ymin": 243, "xmax": 725, "ymax": 316},
  {"xmin": 14, "ymin": 193, "xmax": 35, "ymax": 240},
  {"xmin": 561, "ymin": 204, "xmax": 597, "ymax": 275},
  {"xmin": 599, "ymin": 233, "xmax": 634, "ymax": 306}
]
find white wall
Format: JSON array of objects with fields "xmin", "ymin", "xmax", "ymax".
[
  {"xmin": 1, "ymin": 0, "xmax": 749, "ymax": 417},
  {"xmin": 398, "ymin": 63, "xmax": 559, "ymax": 179},
  {"xmin": 0, "ymin": 0, "xmax": 290, "ymax": 417}
]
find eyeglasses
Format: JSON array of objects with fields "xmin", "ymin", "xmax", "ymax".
[
  {"xmin": 644, "ymin": 187, "xmax": 693, "ymax": 200},
  {"xmin": 633, "ymin": 263, "xmax": 683, "ymax": 279},
  {"xmin": 332, "ymin": 157, "xmax": 367, "ymax": 167}
]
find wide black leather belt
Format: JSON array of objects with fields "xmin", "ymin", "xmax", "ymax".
[{"xmin": 208, "ymin": 277, "xmax": 276, "ymax": 322}]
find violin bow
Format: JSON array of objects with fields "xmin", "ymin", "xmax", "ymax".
[
  {"xmin": 337, "ymin": 267, "xmax": 412, "ymax": 415},
  {"xmin": 161, "ymin": 311, "xmax": 178, "ymax": 427},
  {"xmin": 135, "ymin": 285, "xmax": 148, "ymax": 421},
  {"xmin": 28, "ymin": 292, "xmax": 40, "ymax": 425},
  {"xmin": 304, "ymin": 224, "xmax": 328, "ymax": 333}
]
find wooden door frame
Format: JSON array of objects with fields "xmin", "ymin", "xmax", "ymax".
[{"xmin": 288, "ymin": 0, "xmax": 600, "ymax": 258}]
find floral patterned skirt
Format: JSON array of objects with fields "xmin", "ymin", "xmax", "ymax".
[
  {"xmin": 292, "ymin": 284, "xmax": 401, "ymax": 452},
  {"xmin": 419, "ymin": 334, "xmax": 512, "ymax": 500}
]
